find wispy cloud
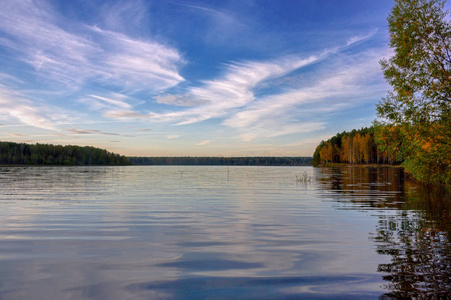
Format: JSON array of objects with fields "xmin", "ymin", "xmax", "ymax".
[
  {"xmin": 0, "ymin": 0, "xmax": 186, "ymax": 132},
  {"xmin": 155, "ymin": 94, "xmax": 208, "ymax": 107},
  {"xmin": 103, "ymin": 110, "xmax": 146, "ymax": 119},
  {"xmin": 7, "ymin": 133, "xmax": 28, "ymax": 137},
  {"xmin": 79, "ymin": 94, "xmax": 133, "ymax": 112},
  {"xmin": 0, "ymin": 0, "xmax": 184, "ymax": 91},
  {"xmin": 89, "ymin": 26, "xmax": 184, "ymax": 90},
  {"xmin": 77, "ymin": 93, "xmax": 149, "ymax": 122},
  {"xmin": 176, "ymin": 3, "xmax": 252, "ymax": 47},
  {"xmin": 145, "ymin": 54, "xmax": 322, "ymax": 125},
  {"xmin": 127, "ymin": 38, "xmax": 384, "ymax": 139},
  {"xmin": 0, "ymin": 73, "xmax": 24, "ymax": 84},
  {"xmin": 346, "ymin": 29, "xmax": 378, "ymax": 46},
  {"xmin": 197, "ymin": 140, "xmax": 212, "ymax": 146},
  {"xmin": 223, "ymin": 50, "xmax": 386, "ymax": 140},
  {"xmin": 89, "ymin": 94, "xmax": 132, "ymax": 110},
  {"xmin": 66, "ymin": 128, "xmax": 119, "ymax": 136},
  {"xmin": 126, "ymin": 45, "xmax": 385, "ymax": 142},
  {"xmin": 0, "ymin": 84, "xmax": 58, "ymax": 131},
  {"xmin": 99, "ymin": 0, "xmax": 148, "ymax": 34}
]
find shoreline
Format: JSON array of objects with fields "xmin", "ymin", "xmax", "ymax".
[{"xmin": 318, "ymin": 163, "xmax": 404, "ymax": 169}]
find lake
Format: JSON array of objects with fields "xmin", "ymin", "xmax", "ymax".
[{"xmin": 0, "ymin": 166, "xmax": 449, "ymax": 299}]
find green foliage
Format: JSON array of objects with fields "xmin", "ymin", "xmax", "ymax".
[
  {"xmin": 377, "ymin": 0, "xmax": 451, "ymax": 186},
  {"xmin": 379, "ymin": 0, "xmax": 451, "ymax": 124},
  {"xmin": 312, "ymin": 141, "xmax": 323, "ymax": 167},
  {"xmin": 373, "ymin": 121, "xmax": 408, "ymax": 163},
  {"xmin": 128, "ymin": 156, "xmax": 312, "ymax": 166},
  {"xmin": 0, "ymin": 141, "xmax": 130, "ymax": 166}
]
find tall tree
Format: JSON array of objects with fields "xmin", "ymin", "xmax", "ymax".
[
  {"xmin": 377, "ymin": 0, "xmax": 451, "ymax": 185},
  {"xmin": 341, "ymin": 136, "xmax": 353, "ymax": 164}
]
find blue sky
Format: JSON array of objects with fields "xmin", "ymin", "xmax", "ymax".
[{"xmin": 0, "ymin": 0, "xmax": 396, "ymax": 156}]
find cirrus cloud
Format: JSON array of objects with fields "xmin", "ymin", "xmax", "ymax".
[{"xmin": 0, "ymin": 0, "xmax": 185, "ymax": 91}]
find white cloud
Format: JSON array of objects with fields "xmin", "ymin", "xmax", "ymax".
[
  {"xmin": 133, "ymin": 40, "xmax": 385, "ymax": 144},
  {"xmin": 90, "ymin": 27, "xmax": 184, "ymax": 90},
  {"xmin": 103, "ymin": 110, "xmax": 146, "ymax": 119},
  {"xmin": 66, "ymin": 128, "xmax": 119, "ymax": 136},
  {"xmin": 93, "ymin": 39, "xmax": 386, "ymax": 145},
  {"xmin": 155, "ymin": 94, "xmax": 208, "ymax": 107},
  {"xmin": 346, "ymin": 29, "xmax": 378, "ymax": 46},
  {"xmin": 0, "ymin": 73, "xmax": 24, "ymax": 84},
  {"xmin": 197, "ymin": 140, "xmax": 212, "ymax": 146},
  {"xmin": 222, "ymin": 49, "xmax": 386, "ymax": 141},
  {"xmin": 0, "ymin": 0, "xmax": 184, "ymax": 91},
  {"xmin": 0, "ymin": 84, "xmax": 58, "ymax": 131},
  {"xmin": 179, "ymin": 3, "xmax": 251, "ymax": 46},
  {"xmin": 7, "ymin": 133, "xmax": 27, "ymax": 137},
  {"xmin": 145, "ymin": 55, "xmax": 321, "ymax": 125},
  {"xmin": 100, "ymin": 0, "xmax": 147, "ymax": 33},
  {"xmin": 89, "ymin": 94, "xmax": 132, "ymax": 110}
]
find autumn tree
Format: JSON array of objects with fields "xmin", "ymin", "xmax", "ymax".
[
  {"xmin": 361, "ymin": 134, "xmax": 373, "ymax": 164},
  {"xmin": 341, "ymin": 136, "xmax": 353, "ymax": 164},
  {"xmin": 377, "ymin": 0, "xmax": 451, "ymax": 185},
  {"xmin": 313, "ymin": 127, "xmax": 380, "ymax": 166},
  {"xmin": 320, "ymin": 142, "xmax": 334, "ymax": 164}
]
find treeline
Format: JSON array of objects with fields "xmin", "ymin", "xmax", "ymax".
[
  {"xmin": 129, "ymin": 156, "xmax": 312, "ymax": 166},
  {"xmin": 313, "ymin": 123, "xmax": 450, "ymax": 186},
  {"xmin": 314, "ymin": 0, "xmax": 451, "ymax": 187},
  {"xmin": 312, "ymin": 126, "xmax": 403, "ymax": 167},
  {"xmin": 0, "ymin": 141, "xmax": 130, "ymax": 166}
]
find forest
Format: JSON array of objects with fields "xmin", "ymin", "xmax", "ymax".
[
  {"xmin": 0, "ymin": 141, "xmax": 312, "ymax": 167},
  {"xmin": 128, "ymin": 156, "xmax": 312, "ymax": 166},
  {"xmin": 312, "ymin": 126, "xmax": 403, "ymax": 167},
  {"xmin": 313, "ymin": 122, "xmax": 450, "ymax": 186},
  {"xmin": 0, "ymin": 141, "xmax": 130, "ymax": 166}
]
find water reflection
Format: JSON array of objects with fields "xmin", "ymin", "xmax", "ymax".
[
  {"xmin": 1, "ymin": 166, "xmax": 449, "ymax": 298},
  {"xmin": 316, "ymin": 167, "xmax": 451, "ymax": 298},
  {"xmin": 0, "ymin": 166, "xmax": 386, "ymax": 299},
  {"xmin": 315, "ymin": 166, "xmax": 407, "ymax": 209},
  {"xmin": 375, "ymin": 187, "xmax": 451, "ymax": 299}
]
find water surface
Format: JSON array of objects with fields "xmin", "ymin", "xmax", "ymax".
[{"xmin": 0, "ymin": 166, "xmax": 449, "ymax": 299}]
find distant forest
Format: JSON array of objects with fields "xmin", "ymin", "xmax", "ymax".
[
  {"xmin": 0, "ymin": 141, "xmax": 130, "ymax": 166},
  {"xmin": 312, "ymin": 126, "xmax": 403, "ymax": 167},
  {"xmin": 128, "ymin": 156, "xmax": 312, "ymax": 166},
  {"xmin": 0, "ymin": 141, "xmax": 312, "ymax": 167}
]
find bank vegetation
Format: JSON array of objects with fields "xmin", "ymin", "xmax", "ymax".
[{"xmin": 0, "ymin": 141, "xmax": 130, "ymax": 166}]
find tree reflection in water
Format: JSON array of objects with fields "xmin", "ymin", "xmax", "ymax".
[
  {"xmin": 374, "ymin": 186, "xmax": 451, "ymax": 299},
  {"xmin": 316, "ymin": 167, "xmax": 451, "ymax": 298}
]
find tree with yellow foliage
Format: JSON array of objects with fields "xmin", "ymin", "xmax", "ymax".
[{"xmin": 377, "ymin": 0, "xmax": 451, "ymax": 186}]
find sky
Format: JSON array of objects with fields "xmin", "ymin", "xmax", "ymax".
[{"xmin": 0, "ymin": 0, "xmax": 397, "ymax": 157}]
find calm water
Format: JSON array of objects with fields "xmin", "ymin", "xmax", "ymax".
[{"xmin": 0, "ymin": 166, "xmax": 449, "ymax": 299}]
